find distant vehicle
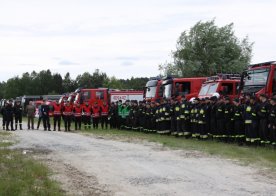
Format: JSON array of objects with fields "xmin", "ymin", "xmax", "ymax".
[
  {"xmin": 162, "ymin": 76, "xmax": 207, "ymax": 100},
  {"xmin": 240, "ymin": 61, "xmax": 276, "ymax": 98},
  {"xmin": 42, "ymin": 95, "xmax": 62, "ymax": 102},
  {"xmin": 198, "ymin": 74, "xmax": 241, "ymax": 100},
  {"xmin": 73, "ymin": 88, "xmax": 144, "ymax": 106},
  {"xmin": 144, "ymin": 77, "xmax": 163, "ymax": 101}
]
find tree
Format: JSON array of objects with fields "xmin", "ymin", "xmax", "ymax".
[{"xmin": 168, "ymin": 19, "xmax": 253, "ymax": 77}]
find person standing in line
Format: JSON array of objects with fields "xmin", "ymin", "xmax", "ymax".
[
  {"xmin": 6, "ymin": 100, "xmax": 14, "ymax": 131},
  {"xmin": 26, "ymin": 101, "xmax": 36, "ymax": 130},
  {"xmin": 53, "ymin": 100, "xmax": 62, "ymax": 131},
  {"xmin": 41, "ymin": 100, "xmax": 51, "ymax": 131},
  {"xmin": 100, "ymin": 101, "xmax": 109, "ymax": 129},
  {"xmin": 62, "ymin": 101, "xmax": 73, "ymax": 131},
  {"xmin": 92, "ymin": 102, "xmax": 100, "ymax": 129},
  {"xmin": 73, "ymin": 102, "xmax": 82, "ymax": 131},
  {"xmin": 1, "ymin": 102, "xmax": 8, "ymax": 130},
  {"xmin": 14, "ymin": 100, "xmax": 23, "ymax": 130}
]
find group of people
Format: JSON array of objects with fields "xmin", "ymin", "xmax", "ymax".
[
  {"xmin": 1, "ymin": 94, "xmax": 276, "ymax": 148},
  {"xmin": 109, "ymin": 94, "xmax": 276, "ymax": 148},
  {"xmin": 0, "ymin": 99, "xmax": 109, "ymax": 132}
]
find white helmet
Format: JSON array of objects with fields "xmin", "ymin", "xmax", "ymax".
[
  {"xmin": 189, "ymin": 97, "xmax": 196, "ymax": 103},
  {"xmin": 212, "ymin": 93, "xmax": 220, "ymax": 98}
]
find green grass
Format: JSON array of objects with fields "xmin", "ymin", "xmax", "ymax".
[
  {"xmin": 80, "ymin": 128, "xmax": 276, "ymax": 169},
  {"xmin": 0, "ymin": 131, "xmax": 64, "ymax": 196}
]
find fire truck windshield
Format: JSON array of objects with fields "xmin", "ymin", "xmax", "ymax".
[
  {"xmin": 244, "ymin": 69, "xmax": 269, "ymax": 87},
  {"xmin": 163, "ymin": 84, "xmax": 172, "ymax": 98},
  {"xmin": 145, "ymin": 86, "xmax": 157, "ymax": 98},
  {"xmin": 199, "ymin": 83, "xmax": 219, "ymax": 96}
]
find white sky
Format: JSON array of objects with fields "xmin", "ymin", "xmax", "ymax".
[{"xmin": 0, "ymin": 0, "xmax": 275, "ymax": 82}]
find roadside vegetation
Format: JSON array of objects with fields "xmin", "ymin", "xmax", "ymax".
[
  {"xmin": 0, "ymin": 131, "xmax": 64, "ymax": 196},
  {"xmin": 81, "ymin": 128, "xmax": 276, "ymax": 169}
]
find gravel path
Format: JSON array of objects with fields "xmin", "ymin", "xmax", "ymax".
[{"xmin": 9, "ymin": 130, "xmax": 276, "ymax": 196}]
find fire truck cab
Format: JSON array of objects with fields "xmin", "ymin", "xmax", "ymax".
[
  {"xmin": 74, "ymin": 88, "xmax": 109, "ymax": 107},
  {"xmin": 240, "ymin": 61, "xmax": 276, "ymax": 98},
  {"xmin": 198, "ymin": 74, "xmax": 240, "ymax": 99},
  {"xmin": 162, "ymin": 77, "xmax": 207, "ymax": 100},
  {"xmin": 144, "ymin": 77, "xmax": 163, "ymax": 101}
]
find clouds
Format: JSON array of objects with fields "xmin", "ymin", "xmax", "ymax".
[{"xmin": 0, "ymin": 0, "xmax": 276, "ymax": 82}]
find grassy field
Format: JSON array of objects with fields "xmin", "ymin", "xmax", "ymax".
[
  {"xmin": 80, "ymin": 128, "xmax": 276, "ymax": 169},
  {"xmin": 0, "ymin": 131, "xmax": 64, "ymax": 196}
]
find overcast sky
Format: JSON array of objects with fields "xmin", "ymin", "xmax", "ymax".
[{"xmin": 0, "ymin": 0, "xmax": 275, "ymax": 82}]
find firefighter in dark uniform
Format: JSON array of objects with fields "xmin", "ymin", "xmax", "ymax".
[
  {"xmin": 109, "ymin": 102, "xmax": 117, "ymax": 129},
  {"xmin": 163, "ymin": 99, "xmax": 171, "ymax": 134},
  {"xmin": 1, "ymin": 102, "xmax": 8, "ymax": 130},
  {"xmin": 170, "ymin": 98, "xmax": 177, "ymax": 136},
  {"xmin": 144, "ymin": 102, "xmax": 151, "ymax": 132},
  {"xmin": 53, "ymin": 100, "xmax": 62, "ymax": 131},
  {"xmin": 150, "ymin": 101, "xmax": 156, "ymax": 133},
  {"xmin": 154, "ymin": 100, "xmax": 161, "ymax": 133},
  {"xmin": 132, "ymin": 101, "xmax": 140, "ymax": 131},
  {"xmin": 191, "ymin": 98, "xmax": 200, "ymax": 138},
  {"xmin": 232, "ymin": 98, "xmax": 245, "ymax": 145},
  {"xmin": 41, "ymin": 100, "xmax": 51, "ymax": 131},
  {"xmin": 181, "ymin": 97, "xmax": 191, "ymax": 138},
  {"xmin": 14, "ymin": 101, "xmax": 23, "ymax": 130},
  {"xmin": 73, "ymin": 102, "xmax": 82, "ymax": 130},
  {"xmin": 198, "ymin": 98, "xmax": 208, "ymax": 140},
  {"xmin": 224, "ymin": 97, "xmax": 234, "ymax": 142},
  {"xmin": 258, "ymin": 94, "xmax": 270, "ymax": 145},
  {"xmin": 209, "ymin": 96, "xmax": 218, "ymax": 139},
  {"xmin": 244, "ymin": 95, "xmax": 260, "ymax": 145},
  {"xmin": 6, "ymin": 100, "xmax": 14, "ymax": 131},
  {"xmin": 215, "ymin": 98, "xmax": 225, "ymax": 141},
  {"xmin": 173, "ymin": 98, "xmax": 181, "ymax": 136},
  {"xmin": 268, "ymin": 97, "xmax": 276, "ymax": 147}
]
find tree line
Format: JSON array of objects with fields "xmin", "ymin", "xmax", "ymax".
[{"xmin": 0, "ymin": 69, "xmax": 149, "ymax": 99}]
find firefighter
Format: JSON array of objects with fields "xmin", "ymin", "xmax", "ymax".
[
  {"xmin": 5, "ymin": 100, "xmax": 14, "ymax": 131},
  {"xmin": 53, "ymin": 100, "xmax": 62, "ymax": 131},
  {"xmin": 268, "ymin": 97, "xmax": 276, "ymax": 147},
  {"xmin": 215, "ymin": 98, "xmax": 225, "ymax": 141},
  {"xmin": 209, "ymin": 96, "xmax": 218, "ymax": 139},
  {"xmin": 244, "ymin": 95, "xmax": 260, "ymax": 145},
  {"xmin": 131, "ymin": 101, "xmax": 139, "ymax": 131},
  {"xmin": 117, "ymin": 100, "xmax": 123, "ymax": 129},
  {"xmin": 14, "ymin": 100, "xmax": 23, "ymax": 130},
  {"xmin": 144, "ymin": 102, "xmax": 151, "ymax": 132},
  {"xmin": 191, "ymin": 98, "xmax": 200, "ymax": 138},
  {"xmin": 181, "ymin": 96, "xmax": 191, "ymax": 138},
  {"xmin": 73, "ymin": 102, "xmax": 82, "ymax": 130},
  {"xmin": 36, "ymin": 104, "xmax": 43, "ymax": 130},
  {"xmin": 154, "ymin": 100, "xmax": 161, "ymax": 133},
  {"xmin": 162, "ymin": 99, "xmax": 171, "ymax": 134},
  {"xmin": 41, "ymin": 100, "xmax": 51, "ymax": 131},
  {"xmin": 120, "ymin": 102, "xmax": 127, "ymax": 129},
  {"xmin": 258, "ymin": 94, "xmax": 270, "ymax": 145},
  {"xmin": 224, "ymin": 97, "xmax": 234, "ymax": 142},
  {"xmin": 101, "ymin": 101, "xmax": 109, "ymax": 129},
  {"xmin": 150, "ymin": 101, "xmax": 156, "ymax": 133},
  {"xmin": 127, "ymin": 101, "xmax": 135, "ymax": 130},
  {"xmin": 1, "ymin": 102, "xmax": 8, "ymax": 130},
  {"xmin": 170, "ymin": 98, "xmax": 178, "ymax": 136},
  {"xmin": 82, "ymin": 102, "xmax": 92, "ymax": 129},
  {"xmin": 62, "ymin": 101, "xmax": 73, "ymax": 131},
  {"xmin": 109, "ymin": 102, "xmax": 117, "ymax": 129},
  {"xmin": 138, "ymin": 101, "xmax": 146, "ymax": 131},
  {"xmin": 92, "ymin": 102, "xmax": 100, "ymax": 129},
  {"xmin": 232, "ymin": 98, "xmax": 245, "ymax": 145},
  {"xmin": 124, "ymin": 100, "xmax": 131, "ymax": 129}
]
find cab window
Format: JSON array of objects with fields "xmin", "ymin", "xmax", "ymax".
[
  {"xmin": 82, "ymin": 91, "xmax": 91, "ymax": 101},
  {"xmin": 273, "ymin": 69, "xmax": 276, "ymax": 93},
  {"xmin": 177, "ymin": 82, "xmax": 191, "ymax": 96},
  {"xmin": 96, "ymin": 91, "xmax": 104, "ymax": 99},
  {"xmin": 221, "ymin": 83, "xmax": 233, "ymax": 95}
]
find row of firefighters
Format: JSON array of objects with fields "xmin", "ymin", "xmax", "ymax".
[
  {"xmin": 113, "ymin": 94, "xmax": 276, "ymax": 147},
  {"xmin": 1, "ymin": 94, "xmax": 276, "ymax": 147}
]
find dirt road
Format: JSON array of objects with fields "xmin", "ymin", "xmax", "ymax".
[{"xmin": 10, "ymin": 130, "xmax": 276, "ymax": 196}]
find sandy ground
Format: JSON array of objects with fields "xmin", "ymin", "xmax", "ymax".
[{"xmin": 6, "ymin": 129, "xmax": 276, "ymax": 196}]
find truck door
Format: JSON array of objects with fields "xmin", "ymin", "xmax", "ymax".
[
  {"xmin": 272, "ymin": 68, "xmax": 276, "ymax": 94},
  {"xmin": 176, "ymin": 82, "xmax": 191, "ymax": 96},
  {"xmin": 221, "ymin": 83, "xmax": 234, "ymax": 97}
]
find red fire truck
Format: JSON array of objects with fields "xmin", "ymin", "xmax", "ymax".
[
  {"xmin": 162, "ymin": 76, "xmax": 207, "ymax": 100},
  {"xmin": 144, "ymin": 77, "xmax": 163, "ymax": 101},
  {"xmin": 240, "ymin": 61, "xmax": 276, "ymax": 98},
  {"xmin": 73, "ymin": 88, "xmax": 144, "ymax": 106},
  {"xmin": 198, "ymin": 74, "xmax": 240, "ymax": 100}
]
